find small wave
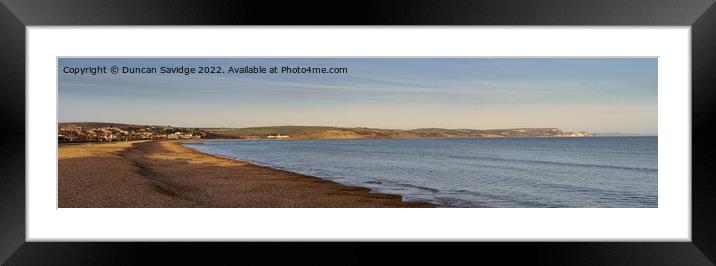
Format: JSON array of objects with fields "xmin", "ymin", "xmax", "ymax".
[
  {"xmin": 392, "ymin": 183, "xmax": 440, "ymax": 193},
  {"xmin": 447, "ymin": 154, "xmax": 657, "ymax": 172}
]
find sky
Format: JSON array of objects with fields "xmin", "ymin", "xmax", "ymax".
[{"xmin": 58, "ymin": 58, "xmax": 657, "ymax": 135}]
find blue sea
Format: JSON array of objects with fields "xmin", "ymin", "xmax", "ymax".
[{"xmin": 183, "ymin": 137, "xmax": 657, "ymax": 208}]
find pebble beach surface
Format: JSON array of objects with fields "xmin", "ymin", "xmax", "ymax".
[{"xmin": 58, "ymin": 141, "xmax": 432, "ymax": 208}]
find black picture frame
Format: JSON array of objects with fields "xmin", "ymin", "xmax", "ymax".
[{"xmin": 1, "ymin": 0, "xmax": 715, "ymax": 264}]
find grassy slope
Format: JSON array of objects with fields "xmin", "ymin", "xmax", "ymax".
[
  {"xmin": 204, "ymin": 126, "xmax": 571, "ymax": 139},
  {"xmin": 59, "ymin": 122, "xmax": 584, "ymax": 140}
]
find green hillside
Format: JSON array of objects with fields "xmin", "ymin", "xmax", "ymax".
[{"xmin": 59, "ymin": 122, "xmax": 592, "ymax": 140}]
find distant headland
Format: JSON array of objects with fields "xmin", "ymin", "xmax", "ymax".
[{"xmin": 58, "ymin": 122, "xmax": 593, "ymax": 143}]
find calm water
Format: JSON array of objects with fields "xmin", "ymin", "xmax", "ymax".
[{"xmin": 184, "ymin": 137, "xmax": 657, "ymax": 208}]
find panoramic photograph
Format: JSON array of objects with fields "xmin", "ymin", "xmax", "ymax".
[{"xmin": 57, "ymin": 58, "xmax": 657, "ymax": 208}]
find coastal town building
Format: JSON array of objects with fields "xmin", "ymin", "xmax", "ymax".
[
  {"xmin": 266, "ymin": 133, "xmax": 290, "ymax": 139},
  {"xmin": 168, "ymin": 132, "xmax": 194, "ymax": 139},
  {"xmin": 58, "ymin": 125, "xmax": 204, "ymax": 143}
]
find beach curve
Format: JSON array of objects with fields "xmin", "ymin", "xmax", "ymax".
[{"xmin": 58, "ymin": 140, "xmax": 433, "ymax": 208}]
